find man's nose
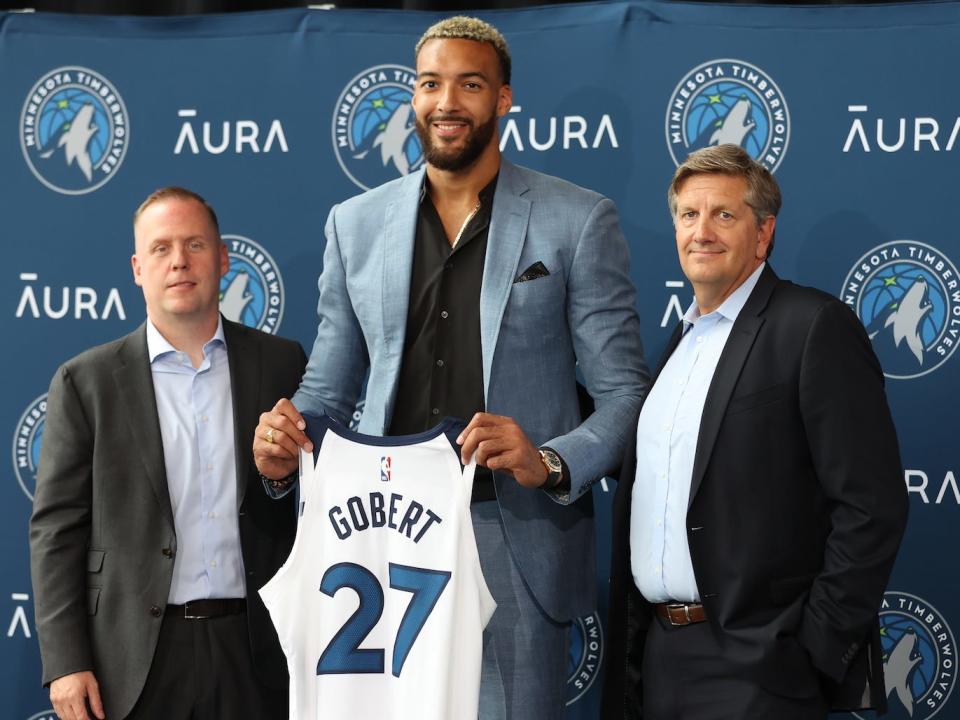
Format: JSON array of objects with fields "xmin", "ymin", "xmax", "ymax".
[
  {"xmin": 436, "ymin": 85, "xmax": 460, "ymax": 114},
  {"xmin": 171, "ymin": 244, "xmax": 189, "ymax": 269},
  {"xmin": 691, "ymin": 216, "xmax": 716, "ymax": 243}
]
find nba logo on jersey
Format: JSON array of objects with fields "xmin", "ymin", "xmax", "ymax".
[{"xmin": 260, "ymin": 414, "xmax": 495, "ymax": 720}]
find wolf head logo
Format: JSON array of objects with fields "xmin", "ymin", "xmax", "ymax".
[
  {"xmin": 709, "ymin": 97, "xmax": 756, "ymax": 148},
  {"xmin": 220, "ymin": 272, "xmax": 253, "ymax": 323},
  {"xmin": 39, "ymin": 103, "xmax": 98, "ymax": 182},
  {"xmin": 885, "ymin": 630, "xmax": 922, "ymax": 715},
  {"xmin": 872, "ymin": 277, "xmax": 932, "ymax": 366},
  {"xmin": 363, "ymin": 104, "xmax": 416, "ymax": 176}
]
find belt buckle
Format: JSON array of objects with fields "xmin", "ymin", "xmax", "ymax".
[
  {"xmin": 182, "ymin": 602, "xmax": 209, "ymax": 620},
  {"xmin": 666, "ymin": 602, "xmax": 691, "ymax": 626}
]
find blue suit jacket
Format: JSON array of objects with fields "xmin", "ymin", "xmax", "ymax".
[{"xmin": 293, "ymin": 159, "xmax": 649, "ymax": 621}]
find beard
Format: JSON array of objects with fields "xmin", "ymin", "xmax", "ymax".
[{"xmin": 415, "ymin": 112, "xmax": 498, "ymax": 172}]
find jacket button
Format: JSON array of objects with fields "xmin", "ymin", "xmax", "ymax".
[
  {"xmin": 162, "ymin": 547, "xmax": 174, "ymax": 558},
  {"xmin": 149, "ymin": 605, "xmax": 162, "ymax": 618}
]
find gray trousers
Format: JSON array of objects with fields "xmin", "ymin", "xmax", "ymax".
[{"xmin": 472, "ymin": 500, "xmax": 570, "ymax": 720}]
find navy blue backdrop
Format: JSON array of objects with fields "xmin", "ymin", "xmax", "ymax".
[{"xmin": 1, "ymin": 2, "xmax": 956, "ymax": 719}]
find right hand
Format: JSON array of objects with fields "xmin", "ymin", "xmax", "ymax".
[
  {"xmin": 50, "ymin": 671, "xmax": 104, "ymax": 720},
  {"xmin": 253, "ymin": 398, "xmax": 313, "ymax": 480}
]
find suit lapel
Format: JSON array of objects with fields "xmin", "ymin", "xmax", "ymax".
[
  {"xmin": 480, "ymin": 160, "xmax": 531, "ymax": 399},
  {"xmin": 112, "ymin": 324, "xmax": 174, "ymax": 525},
  {"xmin": 224, "ymin": 319, "xmax": 258, "ymax": 506},
  {"xmin": 380, "ymin": 170, "xmax": 424, "ymax": 410},
  {"xmin": 688, "ymin": 266, "xmax": 778, "ymax": 506}
]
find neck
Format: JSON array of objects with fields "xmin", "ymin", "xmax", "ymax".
[
  {"xmin": 425, "ymin": 141, "xmax": 501, "ymax": 206},
  {"xmin": 149, "ymin": 312, "xmax": 219, "ymax": 368}
]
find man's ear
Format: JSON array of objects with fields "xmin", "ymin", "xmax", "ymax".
[{"xmin": 757, "ymin": 216, "xmax": 776, "ymax": 260}]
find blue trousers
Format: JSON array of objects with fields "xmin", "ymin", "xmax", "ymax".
[{"xmin": 471, "ymin": 500, "xmax": 570, "ymax": 720}]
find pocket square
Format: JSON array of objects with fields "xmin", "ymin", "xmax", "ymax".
[{"xmin": 514, "ymin": 261, "xmax": 550, "ymax": 283}]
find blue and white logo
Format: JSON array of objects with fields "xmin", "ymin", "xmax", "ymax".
[
  {"xmin": 853, "ymin": 592, "xmax": 956, "ymax": 720},
  {"xmin": 332, "ymin": 65, "xmax": 423, "ymax": 190},
  {"xmin": 220, "ymin": 235, "xmax": 285, "ymax": 335},
  {"xmin": 666, "ymin": 59, "xmax": 790, "ymax": 172},
  {"xmin": 566, "ymin": 612, "xmax": 604, "ymax": 706},
  {"xmin": 20, "ymin": 67, "xmax": 129, "ymax": 195},
  {"xmin": 26, "ymin": 712, "xmax": 57, "ymax": 720},
  {"xmin": 842, "ymin": 241, "xmax": 960, "ymax": 379},
  {"xmin": 12, "ymin": 394, "xmax": 46, "ymax": 501}
]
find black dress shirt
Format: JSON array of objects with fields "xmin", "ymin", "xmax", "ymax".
[{"xmin": 389, "ymin": 176, "xmax": 498, "ymax": 501}]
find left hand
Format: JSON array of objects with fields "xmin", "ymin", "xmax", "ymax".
[{"xmin": 457, "ymin": 412, "xmax": 548, "ymax": 488}]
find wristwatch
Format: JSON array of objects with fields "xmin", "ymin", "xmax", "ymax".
[{"xmin": 538, "ymin": 448, "xmax": 564, "ymax": 488}]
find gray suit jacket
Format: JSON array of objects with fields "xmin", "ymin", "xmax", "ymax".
[
  {"xmin": 30, "ymin": 318, "xmax": 306, "ymax": 719},
  {"xmin": 293, "ymin": 160, "xmax": 649, "ymax": 621}
]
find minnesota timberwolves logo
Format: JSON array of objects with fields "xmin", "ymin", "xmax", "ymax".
[
  {"xmin": 853, "ymin": 592, "xmax": 956, "ymax": 720},
  {"xmin": 332, "ymin": 64, "xmax": 424, "ymax": 190},
  {"xmin": 12, "ymin": 394, "xmax": 46, "ymax": 501},
  {"xmin": 20, "ymin": 67, "xmax": 130, "ymax": 195},
  {"xmin": 666, "ymin": 59, "xmax": 790, "ymax": 172},
  {"xmin": 565, "ymin": 612, "xmax": 603, "ymax": 706},
  {"xmin": 26, "ymin": 712, "xmax": 58, "ymax": 720},
  {"xmin": 842, "ymin": 241, "xmax": 960, "ymax": 379},
  {"xmin": 220, "ymin": 235, "xmax": 285, "ymax": 335}
]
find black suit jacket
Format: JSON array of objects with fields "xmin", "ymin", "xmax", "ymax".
[
  {"xmin": 29, "ymin": 318, "xmax": 306, "ymax": 719},
  {"xmin": 602, "ymin": 266, "xmax": 908, "ymax": 718}
]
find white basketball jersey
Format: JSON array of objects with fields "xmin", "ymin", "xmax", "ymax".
[{"xmin": 260, "ymin": 414, "xmax": 495, "ymax": 720}]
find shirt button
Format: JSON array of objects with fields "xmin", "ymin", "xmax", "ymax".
[
  {"xmin": 208, "ymin": 511, "xmax": 216, "ymax": 519},
  {"xmin": 445, "ymin": 262, "xmax": 453, "ymax": 270},
  {"xmin": 149, "ymin": 605, "xmax": 162, "ymax": 618},
  {"xmin": 654, "ymin": 568, "xmax": 661, "ymax": 575},
  {"xmin": 656, "ymin": 520, "xmax": 662, "ymax": 527},
  {"xmin": 432, "ymin": 408, "xmax": 440, "ymax": 416},
  {"xmin": 207, "ymin": 464, "xmax": 213, "ymax": 472},
  {"xmin": 210, "ymin": 560, "xmax": 218, "ymax": 568},
  {"xmin": 201, "ymin": 415, "xmax": 209, "ymax": 422},
  {"xmin": 440, "ymin": 310, "xmax": 449, "ymax": 319},
  {"xmin": 696, "ymin": 336, "xmax": 704, "ymax": 344},
  {"xmin": 659, "ymin": 472, "xmax": 667, "ymax": 480},
  {"xmin": 436, "ymin": 359, "xmax": 444, "ymax": 368}
]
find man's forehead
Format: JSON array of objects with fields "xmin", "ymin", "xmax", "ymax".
[
  {"xmin": 416, "ymin": 37, "xmax": 498, "ymax": 70},
  {"xmin": 677, "ymin": 173, "xmax": 747, "ymax": 198}
]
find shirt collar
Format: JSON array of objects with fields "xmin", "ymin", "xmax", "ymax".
[
  {"xmin": 147, "ymin": 315, "xmax": 227, "ymax": 363},
  {"xmin": 420, "ymin": 173, "xmax": 500, "ymax": 206},
  {"xmin": 682, "ymin": 262, "xmax": 766, "ymax": 329}
]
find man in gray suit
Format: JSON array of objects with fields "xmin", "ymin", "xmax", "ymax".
[
  {"xmin": 30, "ymin": 188, "xmax": 306, "ymax": 720},
  {"xmin": 254, "ymin": 16, "xmax": 648, "ymax": 718}
]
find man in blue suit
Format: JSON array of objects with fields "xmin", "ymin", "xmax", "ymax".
[{"xmin": 254, "ymin": 16, "xmax": 648, "ymax": 718}]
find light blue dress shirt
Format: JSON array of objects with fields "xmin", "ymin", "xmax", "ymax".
[
  {"xmin": 147, "ymin": 318, "xmax": 245, "ymax": 604},
  {"xmin": 630, "ymin": 263, "xmax": 765, "ymax": 603}
]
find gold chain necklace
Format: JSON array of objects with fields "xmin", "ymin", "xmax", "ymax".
[{"xmin": 452, "ymin": 201, "xmax": 482, "ymax": 248}]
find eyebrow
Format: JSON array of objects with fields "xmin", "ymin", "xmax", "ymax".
[{"xmin": 417, "ymin": 71, "xmax": 489, "ymax": 82}]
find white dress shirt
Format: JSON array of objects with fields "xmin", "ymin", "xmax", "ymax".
[
  {"xmin": 147, "ymin": 318, "xmax": 245, "ymax": 603},
  {"xmin": 630, "ymin": 263, "xmax": 765, "ymax": 603}
]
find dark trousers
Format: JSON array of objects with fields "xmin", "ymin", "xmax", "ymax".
[
  {"xmin": 642, "ymin": 613, "xmax": 829, "ymax": 720},
  {"xmin": 125, "ymin": 611, "xmax": 287, "ymax": 720}
]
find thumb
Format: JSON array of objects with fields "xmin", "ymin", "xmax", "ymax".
[{"xmin": 86, "ymin": 677, "xmax": 106, "ymax": 720}]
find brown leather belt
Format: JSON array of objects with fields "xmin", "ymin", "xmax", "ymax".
[
  {"xmin": 654, "ymin": 602, "xmax": 706, "ymax": 626},
  {"xmin": 166, "ymin": 598, "xmax": 246, "ymax": 620}
]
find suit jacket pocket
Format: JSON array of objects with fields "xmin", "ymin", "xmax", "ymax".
[
  {"xmin": 87, "ymin": 587, "xmax": 101, "ymax": 616},
  {"xmin": 725, "ymin": 382, "xmax": 790, "ymax": 417},
  {"xmin": 86, "ymin": 549, "xmax": 105, "ymax": 573}
]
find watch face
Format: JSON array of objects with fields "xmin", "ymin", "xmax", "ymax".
[{"xmin": 541, "ymin": 450, "xmax": 562, "ymax": 473}]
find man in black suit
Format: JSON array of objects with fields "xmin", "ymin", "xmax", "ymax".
[
  {"xmin": 29, "ymin": 187, "xmax": 305, "ymax": 720},
  {"xmin": 603, "ymin": 144, "xmax": 908, "ymax": 719}
]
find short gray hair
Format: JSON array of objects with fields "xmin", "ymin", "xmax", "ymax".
[
  {"xmin": 415, "ymin": 16, "xmax": 511, "ymax": 85},
  {"xmin": 667, "ymin": 144, "xmax": 781, "ymax": 257}
]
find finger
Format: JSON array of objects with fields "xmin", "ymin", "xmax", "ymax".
[
  {"xmin": 51, "ymin": 699, "xmax": 71, "ymax": 720},
  {"xmin": 274, "ymin": 398, "xmax": 306, "ymax": 431},
  {"xmin": 86, "ymin": 680, "xmax": 105, "ymax": 720},
  {"xmin": 69, "ymin": 695, "xmax": 90, "ymax": 720},
  {"xmin": 456, "ymin": 412, "xmax": 505, "ymax": 444},
  {"xmin": 474, "ymin": 438, "xmax": 510, "ymax": 467},
  {"xmin": 259, "ymin": 409, "xmax": 312, "ymax": 452},
  {"xmin": 257, "ymin": 423, "xmax": 300, "ymax": 459},
  {"xmin": 459, "ymin": 426, "xmax": 501, "ymax": 463}
]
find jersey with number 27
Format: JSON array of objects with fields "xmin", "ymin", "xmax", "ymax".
[{"xmin": 259, "ymin": 414, "xmax": 495, "ymax": 720}]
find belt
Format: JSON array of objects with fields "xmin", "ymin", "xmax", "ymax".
[
  {"xmin": 166, "ymin": 598, "xmax": 246, "ymax": 619},
  {"xmin": 654, "ymin": 601, "xmax": 706, "ymax": 626}
]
